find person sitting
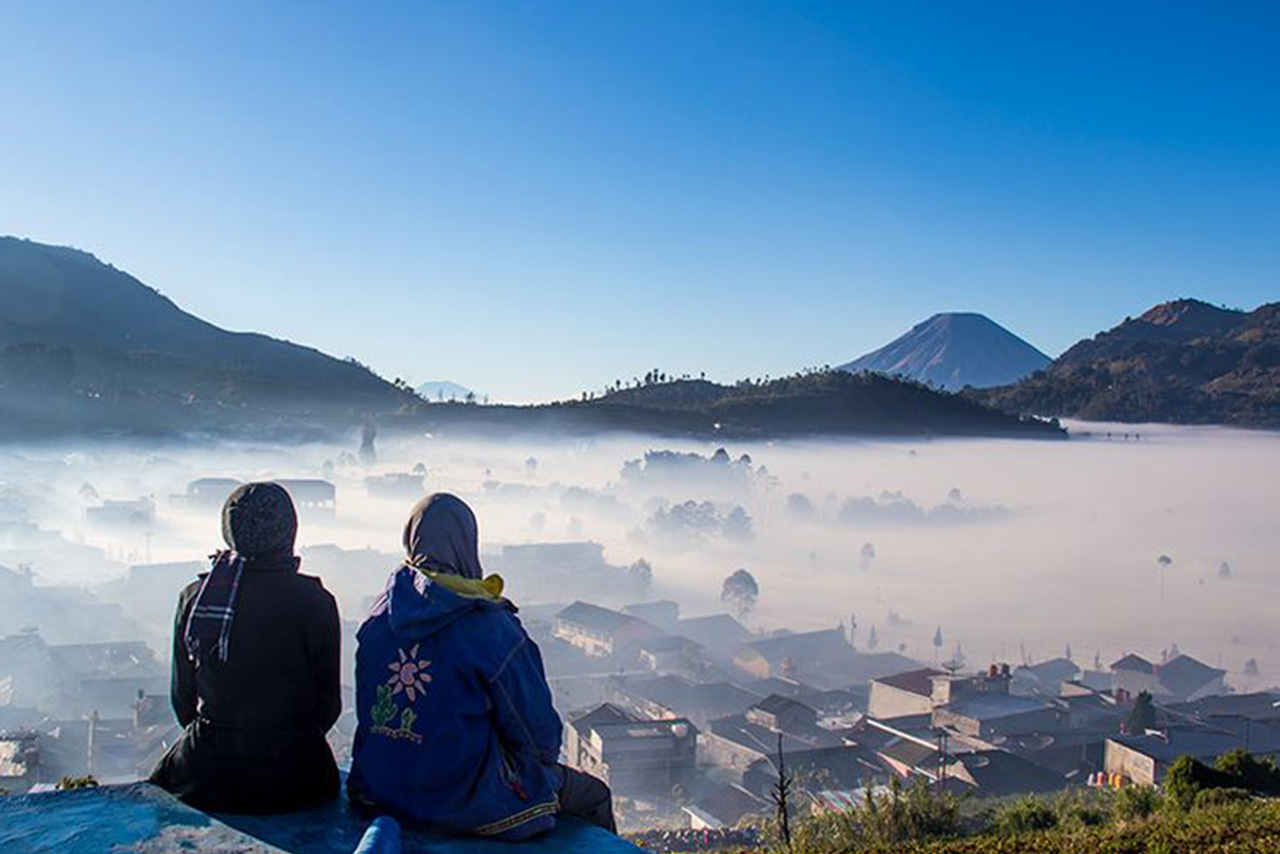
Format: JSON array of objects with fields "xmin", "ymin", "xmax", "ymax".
[
  {"xmin": 149, "ymin": 482, "xmax": 341, "ymax": 813},
  {"xmin": 348, "ymin": 493, "xmax": 615, "ymax": 838}
]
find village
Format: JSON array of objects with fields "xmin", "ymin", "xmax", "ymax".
[{"xmin": 3, "ymin": 484, "xmax": 1278, "ymax": 841}]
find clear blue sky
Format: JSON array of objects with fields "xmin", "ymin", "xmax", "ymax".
[{"xmin": 2, "ymin": 2, "xmax": 1277, "ymax": 402}]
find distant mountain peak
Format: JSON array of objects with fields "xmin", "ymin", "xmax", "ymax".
[{"xmin": 838, "ymin": 312, "xmax": 1050, "ymax": 390}]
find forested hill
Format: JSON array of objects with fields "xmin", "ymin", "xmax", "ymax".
[
  {"xmin": 0, "ymin": 237, "xmax": 410, "ymax": 438},
  {"xmin": 978, "ymin": 299, "xmax": 1280, "ymax": 428},
  {"xmin": 388, "ymin": 372, "xmax": 1066, "ymax": 440}
]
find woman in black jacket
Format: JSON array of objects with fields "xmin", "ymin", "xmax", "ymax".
[{"xmin": 149, "ymin": 482, "xmax": 341, "ymax": 813}]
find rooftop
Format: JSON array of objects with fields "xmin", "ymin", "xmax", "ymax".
[
  {"xmin": 1112, "ymin": 654, "xmax": 1155, "ymax": 674},
  {"xmin": 555, "ymin": 602, "xmax": 641, "ymax": 635},
  {"xmin": 942, "ymin": 694, "xmax": 1055, "ymax": 722},
  {"xmin": 0, "ymin": 781, "xmax": 639, "ymax": 853},
  {"xmin": 1157, "ymin": 654, "xmax": 1227, "ymax": 697},
  {"xmin": 873, "ymin": 668, "xmax": 945, "ymax": 698}
]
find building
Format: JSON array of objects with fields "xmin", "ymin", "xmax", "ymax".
[
  {"xmin": 1111, "ymin": 653, "xmax": 1227, "ymax": 703},
  {"xmin": 699, "ymin": 714, "xmax": 817, "ymax": 779},
  {"xmin": 565, "ymin": 703, "xmax": 697, "ymax": 792},
  {"xmin": 636, "ymin": 635, "xmax": 703, "ymax": 674},
  {"xmin": 0, "ymin": 731, "xmax": 39, "ymax": 793},
  {"xmin": 553, "ymin": 602, "xmax": 661, "ymax": 658},
  {"xmin": 868, "ymin": 668, "xmax": 944, "ymax": 720},
  {"xmin": 945, "ymin": 750, "xmax": 1068, "ymax": 797},
  {"xmin": 745, "ymin": 694, "xmax": 819, "ymax": 734},
  {"xmin": 607, "ymin": 675, "xmax": 758, "ymax": 730},
  {"xmin": 1013, "ymin": 658, "xmax": 1081, "ymax": 696},
  {"xmin": 623, "ymin": 601, "xmax": 680, "ymax": 632},
  {"xmin": 741, "ymin": 744, "xmax": 885, "ymax": 800},
  {"xmin": 1105, "ymin": 718, "xmax": 1280, "ymax": 785},
  {"xmin": 674, "ymin": 614, "xmax": 753, "ymax": 663},
  {"xmin": 275, "ymin": 479, "xmax": 336, "ymax": 517},
  {"xmin": 683, "ymin": 783, "xmax": 768, "ymax": 830},
  {"xmin": 733, "ymin": 629, "xmax": 860, "ymax": 688},
  {"xmin": 933, "ymin": 694, "xmax": 1061, "ymax": 740}
]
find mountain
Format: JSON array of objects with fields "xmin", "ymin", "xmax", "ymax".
[
  {"xmin": 0, "ymin": 237, "xmax": 409, "ymax": 437},
  {"xmin": 415, "ymin": 381, "xmax": 477, "ymax": 402},
  {"xmin": 839, "ymin": 313, "xmax": 1051, "ymax": 390},
  {"xmin": 979, "ymin": 299, "xmax": 1280, "ymax": 427}
]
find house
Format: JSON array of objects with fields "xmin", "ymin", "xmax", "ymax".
[
  {"xmin": 945, "ymin": 750, "xmax": 1068, "ymax": 797},
  {"xmin": 554, "ymin": 602, "xmax": 662, "ymax": 658},
  {"xmin": 624, "ymin": 601, "xmax": 680, "ymax": 632},
  {"xmin": 733, "ymin": 629, "xmax": 860, "ymax": 688},
  {"xmin": 868, "ymin": 669, "xmax": 944, "ymax": 720},
  {"xmin": 1105, "ymin": 719, "xmax": 1280, "ymax": 785},
  {"xmin": 275, "ymin": 479, "xmax": 336, "ymax": 516},
  {"xmin": 1013, "ymin": 658, "xmax": 1081, "ymax": 696},
  {"xmin": 932, "ymin": 693, "xmax": 1061, "ymax": 740},
  {"xmin": 637, "ymin": 635, "xmax": 703, "ymax": 674},
  {"xmin": 1155, "ymin": 655, "xmax": 1228, "ymax": 702},
  {"xmin": 1112, "ymin": 653, "xmax": 1228, "ymax": 702},
  {"xmin": 1166, "ymin": 692, "xmax": 1280, "ymax": 722},
  {"xmin": 682, "ymin": 783, "xmax": 768, "ymax": 830},
  {"xmin": 741, "ymin": 744, "xmax": 885, "ymax": 801},
  {"xmin": 745, "ymin": 694, "xmax": 818, "ymax": 734},
  {"xmin": 675, "ymin": 614, "xmax": 753, "ymax": 662},
  {"xmin": 607, "ymin": 675, "xmax": 758, "ymax": 730},
  {"xmin": 564, "ymin": 703, "xmax": 698, "ymax": 792},
  {"xmin": 699, "ymin": 714, "xmax": 817, "ymax": 779}
]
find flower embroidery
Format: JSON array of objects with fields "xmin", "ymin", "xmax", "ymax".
[{"xmin": 387, "ymin": 644, "xmax": 432, "ymax": 702}]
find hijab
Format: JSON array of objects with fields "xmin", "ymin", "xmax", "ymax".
[{"xmin": 402, "ymin": 493, "xmax": 483, "ymax": 580}]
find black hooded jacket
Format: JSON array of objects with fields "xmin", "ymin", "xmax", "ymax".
[{"xmin": 150, "ymin": 556, "xmax": 342, "ymax": 813}]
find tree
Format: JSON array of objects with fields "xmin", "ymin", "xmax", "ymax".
[
  {"xmin": 770, "ymin": 734, "xmax": 794, "ymax": 852},
  {"xmin": 1244, "ymin": 658, "xmax": 1260, "ymax": 676},
  {"xmin": 1156, "ymin": 554, "xmax": 1173, "ymax": 597},
  {"xmin": 1126, "ymin": 690, "xmax": 1157, "ymax": 733},
  {"xmin": 1219, "ymin": 561, "xmax": 1233, "ymax": 580},
  {"xmin": 628, "ymin": 558, "xmax": 653, "ymax": 592},
  {"xmin": 721, "ymin": 569, "xmax": 759, "ymax": 618},
  {"xmin": 867, "ymin": 625, "xmax": 879, "ymax": 650},
  {"xmin": 932, "ymin": 627, "xmax": 944, "ymax": 658}
]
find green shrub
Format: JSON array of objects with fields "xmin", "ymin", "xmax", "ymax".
[
  {"xmin": 994, "ymin": 796, "xmax": 1058, "ymax": 834},
  {"xmin": 1194, "ymin": 786, "xmax": 1253, "ymax": 809},
  {"xmin": 1215, "ymin": 749, "xmax": 1280, "ymax": 795},
  {"xmin": 1163, "ymin": 755, "xmax": 1238, "ymax": 811},
  {"xmin": 1113, "ymin": 783, "xmax": 1162, "ymax": 821}
]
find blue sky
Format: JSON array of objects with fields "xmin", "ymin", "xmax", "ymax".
[{"xmin": 2, "ymin": 2, "xmax": 1277, "ymax": 402}]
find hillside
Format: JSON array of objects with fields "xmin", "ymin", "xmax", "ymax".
[
  {"xmin": 388, "ymin": 371, "xmax": 1066, "ymax": 440},
  {"xmin": 0, "ymin": 237, "xmax": 409, "ymax": 438},
  {"xmin": 840, "ymin": 313, "xmax": 1051, "ymax": 390},
  {"xmin": 980, "ymin": 299, "xmax": 1280, "ymax": 427}
]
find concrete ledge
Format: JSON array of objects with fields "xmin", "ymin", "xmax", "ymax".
[{"xmin": 0, "ymin": 783, "xmax": 642, "ymax": 854}]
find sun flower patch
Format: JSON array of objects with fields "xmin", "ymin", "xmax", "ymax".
[{"xmin": 387, "ymin": 644, "xmax": 433, "ymax": 703}]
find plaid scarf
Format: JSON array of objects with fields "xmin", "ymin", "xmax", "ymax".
[{"xmin": 183, "ymin": 550, "xmax": 245, "ymax": 663}]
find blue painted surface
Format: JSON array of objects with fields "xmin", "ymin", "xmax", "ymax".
[
  {"xmin": 0, "ymin": 783, "xmax": 643, "ymax": 854},
  {"xmin": 354, "ymin": 816, "xmax": 403, "ymax": 854}
]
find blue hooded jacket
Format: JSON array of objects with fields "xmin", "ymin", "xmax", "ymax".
[{"xmin": 348, "ymin": 496, "xmax": 562, "ymax": 840}]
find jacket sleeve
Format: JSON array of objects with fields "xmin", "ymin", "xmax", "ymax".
[
  {"xmin": 170, "ymin": 585, "xmax": 198, "ymax": 728},
  {"xmin": 310, "ymin": 589, "xmax": 343, "ymax": 732},
  {"xmin": 485, "ymin": 614, "xmax": 562, "ymax": 765}
]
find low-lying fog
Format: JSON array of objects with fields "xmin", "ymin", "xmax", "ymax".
[{"xmin": 3, "ymin": 422, "xmax": 1278, "ymax": 688}]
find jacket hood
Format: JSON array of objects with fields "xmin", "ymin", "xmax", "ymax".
[{"xmin": 385, "ymin": 565, "xmax": 509, "ymax": 638}]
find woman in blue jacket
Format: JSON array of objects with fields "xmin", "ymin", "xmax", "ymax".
[{"xmin": 348, "ymin": 493, "xmax": 614, "ymax": 838}]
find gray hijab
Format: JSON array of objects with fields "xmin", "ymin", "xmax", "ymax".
[{"xmin": 402, "ymin": 493, "xmax": 483, "ymax": 580}]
